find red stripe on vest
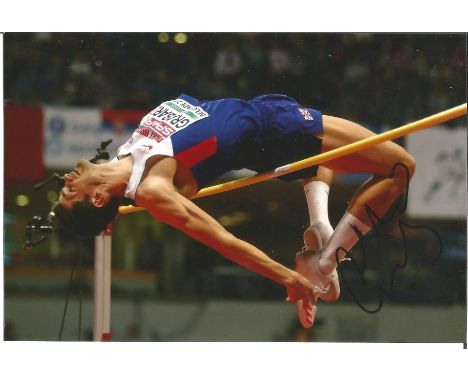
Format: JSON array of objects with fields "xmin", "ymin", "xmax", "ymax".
[{"xmin": 175, "ymin": 136, "xmax": 217, "ymax": 168}]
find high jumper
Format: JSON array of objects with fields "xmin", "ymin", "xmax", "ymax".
[{"xmin": 53, "ymin": 93, "xmax": 418, "ymax": 328}]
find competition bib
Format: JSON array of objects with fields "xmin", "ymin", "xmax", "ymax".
[{"xmin": 136, "ymin": 98, "xmax": 209, "ymax": 142}]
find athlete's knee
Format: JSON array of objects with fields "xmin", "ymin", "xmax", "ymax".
[
  {"xmin": 385, "ymin": 154, "xmax": 415, "ymax": 198},
  {"xmin": 395, "ymin": 152, "xmax": 416, "ymax": 179},
  {"xmin": 385, "ymin": 143, "xmax": 416, "ymax": 180},
  {"xmin": 406, "ymin": 153, "xmax": 416, "ymax": 178}
]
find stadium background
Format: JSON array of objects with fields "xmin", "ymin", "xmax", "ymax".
[{"xmin": 3, "ymin": 32, "xmax": 466, "ymax": 341}]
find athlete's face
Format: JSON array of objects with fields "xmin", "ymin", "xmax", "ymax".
[{"xmin": 58, "ymin": 159, "xmax": 96, "ymax": 209}]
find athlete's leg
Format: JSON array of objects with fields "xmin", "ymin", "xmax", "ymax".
[
  {"xmin": 318, "ymin": 115, "xmax": 416, "ymax": 274},
  {"xmin": 296, "ymin": 166, "xmax": 335, "ymax": 327},
  {"xmin": 295, "ymin": 114, "xmax": 415, "ymax": 326},
  {"xmin": 302, "ymin": 166, "xmax": 335, "ymax": 247}
]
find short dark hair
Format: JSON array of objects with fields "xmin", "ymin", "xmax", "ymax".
[{"xmin": 52, "ymin": 197, "xmax": 123, "ymax": 238}]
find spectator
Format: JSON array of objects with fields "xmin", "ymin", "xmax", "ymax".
[
  {"xmin": 214, "ymin": 40, "xmax": 244, "ymax": 77},
  {"xmin": 268, "ymin": 40, "xmax": 292, "ymax": 75},
  {"xmin": 3, "ymin": 33, "xmax": 465, "ymax": 127}
]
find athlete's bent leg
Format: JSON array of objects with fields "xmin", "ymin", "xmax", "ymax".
[
  {"xmin": 318, "ymin": 115, "xmax": 416, "ymax": 274},
  {"xmin": 296, "ymin": 166, "xmax": 337, "ymax": 327}
]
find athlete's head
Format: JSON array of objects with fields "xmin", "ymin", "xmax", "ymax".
[
  {"xmin": 52, "ymin": 197, "xmax": 121, "ymax": 238},
  {"xmin": 52, "ymin": 159, "xmax": 122, "ymax": 238}
]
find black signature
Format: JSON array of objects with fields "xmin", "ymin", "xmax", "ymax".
[{"xmin": 335, "ymin": 162, "xmax": 443, "ymax": 314}]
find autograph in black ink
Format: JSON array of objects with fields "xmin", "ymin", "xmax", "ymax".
[{"xmin": 335, "ymin": 162, "xmax": 443, "ymax": 314}]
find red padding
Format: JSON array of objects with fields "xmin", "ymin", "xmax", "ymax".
[
  {"xmin": 4, "ymin": 105, "xmax": 44, "ymax": 182},
  {"xmin": 102, "ymin": 108, "xmax": 147, "ymax": 124}
]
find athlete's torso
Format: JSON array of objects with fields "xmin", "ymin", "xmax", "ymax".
[{"xmin": 115, "ymin": 94, "xmax": 263, "ymax": 199}]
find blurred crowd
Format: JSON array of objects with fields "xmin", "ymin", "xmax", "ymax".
[{"xmin": 4, "ymin": 32, "xmax": 466, "ymax": 127}]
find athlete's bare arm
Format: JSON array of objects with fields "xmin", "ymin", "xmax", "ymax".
[{"xmin": 134, "ymin": 156, "xmax": 315, "ymax": 302}]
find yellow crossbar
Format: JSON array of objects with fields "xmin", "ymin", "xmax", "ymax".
[{"xmin": 118, "ymin": 103, "xmax": 467, "ymax": 216}]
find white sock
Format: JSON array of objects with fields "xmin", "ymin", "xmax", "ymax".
[
  {"xmin": 319, "ymin": 212, "xmax": 372, "ymax": 273},
  {"xmin": 304, "ymin": 181, "xmax": 331, "ymax": 227}
]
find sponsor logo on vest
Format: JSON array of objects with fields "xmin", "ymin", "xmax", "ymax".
[{"xmin": 136, "ymin": 98, "xmax": 209, "ymax": 142}]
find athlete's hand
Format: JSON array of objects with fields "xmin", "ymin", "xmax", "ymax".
[{"xmin": 285, "ymin": 271, "xmax": 315, "ymax": 303}]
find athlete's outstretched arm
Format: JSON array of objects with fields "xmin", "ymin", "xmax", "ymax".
[{"xmin": 135, "ymin": 160, "xmax": 315, "ymax": 302}]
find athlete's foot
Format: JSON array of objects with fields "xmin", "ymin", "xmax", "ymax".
[
  {"xmin": 318, "ymin": 262, "xmax": 340, "ymax": 303},
  {"xmin": 294, "ymin": 222, "xmax": 335, "ymax": 328},
  {"xmin": 303, "ymin": 222, "xmax": 340, "ymax": 302},
  {"xmin": 295, "ymin": 248, "xmax": 333, "ymax": 293},
  {"xmin": 303, "ymin": 222, "xmax": 333, "ymax": 250},
  {"xmin": 295, "ymin": 294, "xmax": 318, "ymax": 329}
]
